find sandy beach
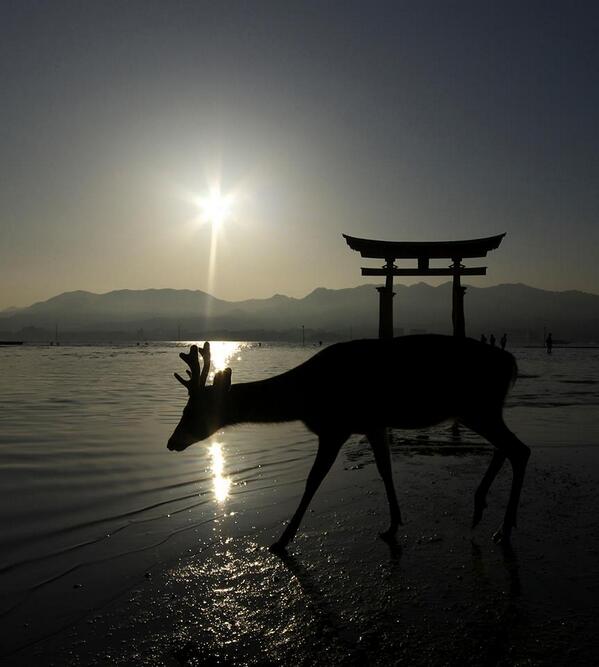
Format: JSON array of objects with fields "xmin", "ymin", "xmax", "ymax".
[{"xmin": 5, "ymin": 436, "xmax": 599, "ymax": 666}]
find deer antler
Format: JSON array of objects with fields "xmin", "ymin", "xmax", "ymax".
[{"xmin": 174, "ymin": 342, "xmax": 211, "ymax": 392}]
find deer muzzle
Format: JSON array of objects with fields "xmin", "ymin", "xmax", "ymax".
[{"xmin": 167, "ymin": 429, "xmax": 197, "ymax": 452}]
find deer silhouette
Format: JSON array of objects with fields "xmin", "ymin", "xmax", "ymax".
[{"xmin": 167, "ymin": 336, "xmax": 530, "ymax": 552}]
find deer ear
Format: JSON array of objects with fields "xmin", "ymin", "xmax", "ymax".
[
  {"xmin": 213, "ymin": 368, "xmax": 232, "ymax": 393},
  {"xmin": 222, "ymin": 367, "xmax": 232, "ymax": 392}
]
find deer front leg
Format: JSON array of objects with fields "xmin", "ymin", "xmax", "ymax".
[
  {"xmin": 270, "ymin": 432, "xmax": 347, "ymax": 554},
  {"xmin": 367, "ymin": 429, "xmax": 402, "ymax": 540}
]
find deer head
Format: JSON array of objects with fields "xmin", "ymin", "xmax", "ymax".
[{"xmin": 167, "ymin": 342, "xmax": 232, "ymax": 451}]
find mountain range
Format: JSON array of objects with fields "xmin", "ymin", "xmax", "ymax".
[{"xmin": 1, "ymin": 283, "xmax": 598, "ymax": 344}]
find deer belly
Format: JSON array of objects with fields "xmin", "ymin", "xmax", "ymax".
[{"xmin": 347, "ymin": 390, "xmax": 457, "ymax": 432}]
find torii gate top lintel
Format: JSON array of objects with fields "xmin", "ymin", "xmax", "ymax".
[{"xmin": 342, "ymin": 232, "xmax": 506, "ymax": 260}]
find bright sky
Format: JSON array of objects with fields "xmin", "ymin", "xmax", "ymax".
[{"xmin": 1, "ymin": 1, "xmax": 598, "ymax": 310}]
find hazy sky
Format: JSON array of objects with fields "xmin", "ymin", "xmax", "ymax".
[{"xmin": 1, "ymin": 1, "xmax": 598, "ymax": 309}]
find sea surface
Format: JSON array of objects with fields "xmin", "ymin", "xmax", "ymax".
[{"xmin": 1, "ymin": 341, "xmax": 598, "ymax": 658}]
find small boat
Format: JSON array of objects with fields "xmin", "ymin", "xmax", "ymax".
[{"xmin": 0, "ymin": 341, "xmax": 23, "ymax": 346}]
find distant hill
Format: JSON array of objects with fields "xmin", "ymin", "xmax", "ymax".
[{"xmin": 1, "ymin": 283, "xmax": 598, "ymax": 344}]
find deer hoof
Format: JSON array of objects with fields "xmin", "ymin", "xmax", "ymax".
[
  {"xmin": 379, "ymin": 529, "xmax": 398, "ymax": 545},
  {"xmin": 269, "ymin": 541, "xmax": 288, "ymax": 556}
]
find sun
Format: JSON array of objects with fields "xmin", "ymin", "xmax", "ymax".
[{"xmin": 199, "ymin": 186, "xmax": 235, "ymax": 229}]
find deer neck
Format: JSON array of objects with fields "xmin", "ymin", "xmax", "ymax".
[{"xmin": 224, "ymin": 376, "xmax": 300, "ymax": 426}]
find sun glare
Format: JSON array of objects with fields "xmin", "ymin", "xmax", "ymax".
[
  {"xmin": 199, "ymin": 186, "xmax": 235, "ymax": 229},
  {"xmin": 178, "ymin": 176, "xmax": 245, "ymax": 310}
]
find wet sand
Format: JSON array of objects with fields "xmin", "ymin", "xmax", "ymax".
[{"xmin": 5, "ymin": 439, "xmax": 599, "ymax": 666}]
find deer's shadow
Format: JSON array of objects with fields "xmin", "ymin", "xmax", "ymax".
[{"xmin": 272, "ymin": 535, "xmax": 403, "ymax": 656}]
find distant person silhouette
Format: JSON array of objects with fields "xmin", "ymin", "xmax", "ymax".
[
  {"xmin": 500, "ymin": 333, "xmax": 507, "ymax": 350},
  {"xmin": 480, "ymin": 334, "xmax": 487, "ymax": 344},
  {"xmin": 489, "ymin": 334, "xmax": 496, "ymax": 347},
  {"xmin": 546, "ymin": 333, "xmax": 553, "ymax": 354}
]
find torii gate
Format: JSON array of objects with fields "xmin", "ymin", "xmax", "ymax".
[{"xmin": 343, "ymin": 233, "xmax": 505, "ymax": 339}]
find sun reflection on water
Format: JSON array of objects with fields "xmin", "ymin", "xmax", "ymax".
[
  {"xmin": 207, "ymin": 341, "xmax": 242, "ymax": 375},
  {"xmin": 210, "ymin": 441, "xmax": 231, "ymax": 503},
  {"xmin": 180, "ymin": 340, "xmax": 243, "ymax": 379}
]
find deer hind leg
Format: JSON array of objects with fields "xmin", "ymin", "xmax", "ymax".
[
  {"xmin": 367, "ymin": 429, "xmax": 402, "ymax": 539},
  {"xmin": 472, "ymin": 449, "xmax": 506, "ymax": 529},
  {"xmin": 464, "ymin": 415, "xmax": 530, "ymax": 543},
  {"xmin": 270, "ymin": 432, "xmax": 347, "ymax": 553}
]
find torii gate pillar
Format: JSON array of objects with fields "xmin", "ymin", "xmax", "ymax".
[
  {"xmin": 452, "ymin": 258, "xmax": 467, "ymax": 338},
  {"xmin": 376, "ymin": 262, "xmax": 396, "ymax": 338}
]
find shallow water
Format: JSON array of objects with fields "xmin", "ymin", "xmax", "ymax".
[{"xmin": 0, "ymin": 341, "xmax": 598, "ymax": 660}]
